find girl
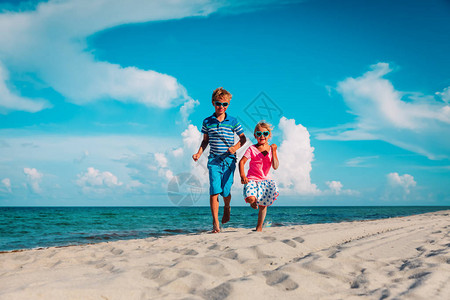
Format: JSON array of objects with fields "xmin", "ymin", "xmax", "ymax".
[{"xmin": 239, "ymin": 121, "xmax": 279, "ymax": 231}]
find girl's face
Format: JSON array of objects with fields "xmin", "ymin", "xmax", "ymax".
[{"xmin": 254, "ymin": 126, "xmax": 271, "ymax": 145}]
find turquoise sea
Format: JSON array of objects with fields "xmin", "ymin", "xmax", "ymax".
[{"xmin": 0, "ymin": 206, "xmax": 448, "ymax": 252}]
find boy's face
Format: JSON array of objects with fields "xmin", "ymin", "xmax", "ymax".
[{"xmin": 212, "ymin": 98, "xmax": 230, "ymax": 115}]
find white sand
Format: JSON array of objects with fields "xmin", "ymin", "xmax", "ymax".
[{"xmin": 0, "ymin": 210, "xmax": 449, "ymax": 300}]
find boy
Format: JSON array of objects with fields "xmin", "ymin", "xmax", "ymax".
[{"xmin": 192, "ymin": 87, "xmax": 247, "ymax": 233}]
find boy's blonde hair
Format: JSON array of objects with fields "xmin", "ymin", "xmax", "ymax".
[
  {"xmin": 255, "ymin": 121, "xmax": 273, "ymax": 133},
  {"xmin": 212, "ymin": 87, "xmax": 232, "ymax": 102}
]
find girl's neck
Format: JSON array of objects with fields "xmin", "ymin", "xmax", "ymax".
[{"xmin": 256, "ymin": 142, "xmax": 268, "ymax": 147}]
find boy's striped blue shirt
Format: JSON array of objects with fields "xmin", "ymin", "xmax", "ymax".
[{"xmin": 201, "ymin": 113, "xmax": 244, "ymax": 156}]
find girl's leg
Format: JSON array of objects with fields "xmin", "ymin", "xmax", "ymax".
[
  {"xmin": 256, "ymin": 206, "xmax": 267, "ymax": 231},
  {"xmin": 245, "ymin": 196, "xmax": 258, "ymax": 209}
]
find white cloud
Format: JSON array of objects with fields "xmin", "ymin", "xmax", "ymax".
[
  {"xmin": 154, "ymin": 153, "xmax": 168, "ymax": 168},
  {"xmin": 0, "ymin": 133, "xmax": 179, "ymax": 201},
  {"xmin": 172, "ymin": 147, "xmax": 184, "ymax": 158},
  {"xmin": 436, "ymin": 86, "xmax": 450, "ymax": 103},
  {"xmin": 73, "ymin": 150, "xmax": 89, "ymax": 164},
  {"xmin": 24, "ymin": 167, "xmax": 43, "ymax": 193},
  {"xmin": 326, "ymin": 180, "xmax": 343, "ymax": 194},
  {"xmin": 0, "ymin": 0, "xmax": 223, "ymax": 113},
  {"xmin": 317, "ymin": 63, "xmax": 450, "ymax": 160},
  {"xmin": 118, "ymin": 125, "xmax": 209, "ymax": 199},
  {"xmin": 273, "ymin": 117, "xmax": 319, "ymax": 195},
  {"xmin": 325, "ymin": 180, "xmax": 358, "ymax": 196},
  {"xmin": 0, "ymin": 63, "xmax": 51, "ymax": 114},
  {"xmin": 182, "ymin": 124, "xmax": 204, "ymax": 153},
  {"xmin": 0, "ymin": 0, "xmax": 302, "ymax": 114},
  {"xmin": 345, "ymin": 155, "xmax": 379, "ymax": 167},
  {"xmin": 387, "ymin": 172, "xmax": 416, "ymax": 194},
  {"xmin": 76, "ymin": 167, "xmax": 122, "ymax": 194},
  {"xmin": 1, "ymin": 178, "xmax": 12, "ymax": 193},
  {"xmin": 126, "ymin": 180, "xmax": 143, "ymax": 190},
  {"xmin": 179, "ymin": 98, "xmax": 200, "ymax": 125}
]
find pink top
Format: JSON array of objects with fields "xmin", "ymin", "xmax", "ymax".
[{"xmin": 244, "ymin": 145, "xmax": 273, "ymax": 181}]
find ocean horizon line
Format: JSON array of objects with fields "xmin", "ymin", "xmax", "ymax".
[{"xmin": 2, "ymin": 205, "xmax": 449, "ymax": 208}]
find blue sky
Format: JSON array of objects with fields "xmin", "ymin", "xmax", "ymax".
[{"xmin": 0, "ymin": 0, "xmax": 449, "ymax": 206}]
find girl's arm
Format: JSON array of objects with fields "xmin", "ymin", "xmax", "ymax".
[
  {"xmin": 271, "ymin": 144, "xmax": 279, "ymax": 170},
  {"xmin": 239, "ymin": 156, "xmax": 249, "ymax": 184},
  {"xmin": 192, "ymin": 134, "xmax": 209, "ymax": 161}
]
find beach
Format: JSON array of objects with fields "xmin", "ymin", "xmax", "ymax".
[{"xmin": 0, "ymin": 210, "xmax": 449, "ymax": 300}]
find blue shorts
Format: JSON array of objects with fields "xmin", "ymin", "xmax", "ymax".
[{"xmin": 207, "ymin": 153, "xmax": 236, "ymax": 197}]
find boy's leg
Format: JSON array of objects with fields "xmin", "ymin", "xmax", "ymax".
[
  {"xmin": 222, "ymin": 195, "xmax": 231, "ymax": 224},
  {"xmin": 220, "ymin": 156, "xmax": 236, "ymax": 224},
  {"xmin": 210, "ymin": 194, "xmax": 220, "ymax": 233},
  {"xmin": 256, "ymin": 206, "xmax": 267, "ymax": 232},
  {"xmin": 208, "ymin": 157, "xmax": 223, "ymax": 233}
]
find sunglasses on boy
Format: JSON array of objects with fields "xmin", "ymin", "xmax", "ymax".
[
  {"xmin": 255, "ymin": 131, "xmax": 270, "ymax": 137},
  {"xmin": 214, "ymin": 101, "xmax": 229, "ymax": 107}
]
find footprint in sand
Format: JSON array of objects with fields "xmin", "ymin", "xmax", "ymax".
[
  {"xmin": 293, "ymin": 236, "xmax": 304, "ymax": 243},
  {"xmin": 95, "ymin": 261, "xmax": 120, "ymax": 273},
  {"xmin": 141, "ymin": 267, "xmax": 163, "ymax": 280},
  {"xmin": 203, "ymin": 282, "xmax": 231, "ymax": 300},
  {"xmin": 263, "ymin": 270, "xmax": 299, "ymax": 291},
  {"xmin": 425, "ymin": 248, "xmax": 447, "ymax": 257},
  {"xmin": 350, "ymin": 269, "xmax": 368, "ymax": 289},
  {"xmin": 406, "ymin": 271, "xmax": 432, "ymax": 291},
  {"xmin": 281, "ymin": 239, "xmax": 297, "ymax": 248},
  {"xmin": 262, "ymin": 236, "xmax": 276, "ymax": 242},
  {"xmin": 399, "ymin": 259, "xmax": 422, "ymax": 271},
  {"xmin": 182, "ymin": 249, "xmax": 198, "ymax": 256},
  {"xmin": 223, "ymin": 250, "xmax": 238, "ymax": 260},
  {"xmin": 110, "ymin": 248, "xmax": 124, "ymax": 256},
  {"xmin": 379, "ymin": 289, "xmax": 390, "ymax": 300},
  {"xmin": 172, "ymin": 248, "xmax": 198, "ymax": 256},
  {"xmin": 327, "ymin": 246, "xmax": 342, "ymax": 259},
  {"xmin": 208, "ymin": 243, "xmax": 223, "ymax": 251},
  {"xmin": 51, "ymin": 260, "xmax": 62, "ymax": 268}
]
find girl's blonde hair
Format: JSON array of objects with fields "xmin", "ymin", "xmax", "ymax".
[{"xmin": 254, "ymin": 121, "xmax": 273, "ymax": 133}]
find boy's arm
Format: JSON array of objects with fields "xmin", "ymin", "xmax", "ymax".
[
  {"xmin": 192, "ymin": 134, "xmax": 209, "ymax": 162},
  {"xmin": 228, "ymin": 133, "xmax": 247, "ymax": 154},
  {"xmin": 239, "ymin": 156, "xmax": 249, "ymax": 184},
  {"xmin": 271, "ymin": 144, "xmax": 279, "ymax": 170}
]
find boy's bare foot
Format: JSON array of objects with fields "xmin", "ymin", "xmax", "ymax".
[
  {"xmin": 222, "ymin": 206, "xmax": 231, "ymax": 224},
  {"xmin": 211, "ymin": 222, "xmax": 221, "ymax": 233}
]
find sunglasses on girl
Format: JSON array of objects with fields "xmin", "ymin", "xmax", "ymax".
[
  {"xmin": 255, "ymin": 131, "xmax": 270, "ymax": 137},
  {"xmin": 214, "ymin": 101, "xmax": 229, "ymax": 107}
]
